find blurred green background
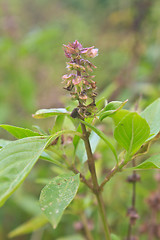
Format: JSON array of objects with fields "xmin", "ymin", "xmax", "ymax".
[{"xmin": 0, "ymin": 0, "xmax": 160, "ymax": 239}]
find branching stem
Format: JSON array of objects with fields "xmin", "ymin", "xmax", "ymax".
[
  {"xmin": 80, "ymin": 122, "xmax": 111, "ymax": 240},
  {"xmin": 100, "ymin": 160, "xmax": 126, "ymax": 190}
]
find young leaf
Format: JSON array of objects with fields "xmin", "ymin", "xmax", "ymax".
[
  {"xmin": 131, "ymin": 154, "xmax": 160, "ymax": 170},
  {"xmin": 0, "ymin": 124, "xmax": 41, "ymax": 139},
  {"xmin": 141, "ymin": 98, "xmax": 160, "ymax": 140},
  {"xmin": 80, "ymin": 120, "xmax": 118, "ymax": 162},
  {"xmin": 114, "ymin": 112, "xmax": 150, "ymax": 156},
  {"xmin": 99, "ymin": 100, "xmax": 128, "ymax": 121},
  {"xmin": 0, "ymin": 136, "xmax": 50, "ymax": 207},
  {"xmin": 8, "ymin": 215, "xmax": 48, "ymax": 238},
  {"xmin": 39, "ymin": 173, "xmax": 80, "ymax": 228},
  {"xmin": 32, "ymin": 108, "xmax": 70, "ymax": 119}
]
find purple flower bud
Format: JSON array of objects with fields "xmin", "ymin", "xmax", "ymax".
[
  {"xmin": 81, "ymin": 47, "xmax": 98, "ymax": 58},
  {"xmin": 87, "ymin": 48, "xmax": 98, "ymax": 58},
  {"xmin": 62, "ymin": 74, "xmax": 76, "ymax": 81},
  {"xmin": 72, "ymin": 76, "xmax": 82, "ymax": 85}
]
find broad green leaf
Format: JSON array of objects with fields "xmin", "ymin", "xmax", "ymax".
[
  {"xmin": 76, "ymin": 131, "xmax": 100, "ymax": 163},
  {"xmin": 111, "ymin": 234, "xmax": 121, "ymax": 240},
  {"xmin": 132, "ymin": 154, "xmax": 160, "ymax": 170},
  {"xmin": 0, "ymin": 124, "xmax": 40, "ymax": 139},
  {"xmin": 99, "ymin": 100, "xmax": 128, "ymax": 121},
  {"xmin": 80, "ymin": 120, "xmax": 118, "ymax": 162},
  {"xmin": 0, "ymin": 139, "xmax": 11, "ymax": 148},
  {"xmin": 114, "ymin": 112, "xmax": 150, "ymax": 156},
  {"xmin": 141, "ymin": 98, "xmax": 160, "ymax": 140},
  {"xmin": 0, "ymin": 136, "xmax": 50, "ymax": 206},
  {"xmin": 39, "ymin": 173, "xmax": 80, "ymax": 228},
  {"xmin": 8, "ymin": 215, "xmax": 48, "ymax": 238},
  {"xmin": 57, "ymin": 235, "xmax": 84, "ymax": 240},
  {"xmin": 32, "ymin": 108, "xmax": 70, "ymax": 119},
  {"xmin": 111, "ymin": 109, "xmax": 130, "ymax": 126}
]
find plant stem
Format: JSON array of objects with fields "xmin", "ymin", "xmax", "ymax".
[
  {"xmin": 100, "ymin": 153, "xmax": 132, "ymax": 190},
  {"xmin": 81, "ymin": 122, "xmax": 111, "ymax": 240},
  {"xmin": 48, "ymin": 146, "xmax": 93, "ymax": 190},
  {"xmin": 100, "ymin": 160, "xmax": 125, "ymax": 190},
  {"xmin": 81, "ymin": 213, "xmax": 94, "ymax": 240},
  {"xmin": 95, "ymin": 192, "xmax": 111, "ymax": 240},
  {"xmin": 80, "ymin": 123, "xmax": 99, "ymax": 192},
  {"xmin": 126, "ymin": 159, "xmax": 139, "ymax": 240},
  {"xmin": 70, "ymin": 164, "xmax": 93, "ymax": 190}
]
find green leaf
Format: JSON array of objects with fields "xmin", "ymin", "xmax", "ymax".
[
  {"xmin": 0, "ymin": 124, "xmax": 41, "ymax": 139},
  {"xmin": 102, "ymin": 101, "xmax": 124, "ymax": 111},
  {"xmin": 80, "ymin": 120, "xmax": 118, "ymax": 162},
  {"xmin": 39, "ymin": 173, "xmax": 80, "ymax": 228},
  {"xmin": 111, "ymin": 233, "xmax": 121, "ymax": 240},
  {"xmin": 0, "ymin": 136, "xmax": 50, "ymax": 206},
  {"xmin": 132, "ymin": 154, "xmax": 160, "ymax": 170},
  {"xmin": 8, "ymin": 215, "xmax": 48, "ymax": 238},
  {"xmin": 114, "ymin": 112, "xmax": 150, "ymax": 156},
  {"xmin": 141, "ymin": 98, "xmax": 160, "ymax": 140},
  {"xmin": 32, "ymin": 108, "xmax": 70, "ymax": 119},
  {"xmin": 57, "ymin": 235, "xmax": 84, "ymax": 240},
  {"xmin": 111, "ymin": 109, "xmax": 130, "ymax": 126},
  {"xmin": 99, "ymin": 100, "xmax": 128, "ymax": 121},
  {"xmin": 0, "ymin": 139, "xmax": 11, "ymax": 148}
]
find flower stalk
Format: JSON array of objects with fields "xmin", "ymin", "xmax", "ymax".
[{"xmin": 63, "ymin": 40, "xmax": 111, "ymax": 239}]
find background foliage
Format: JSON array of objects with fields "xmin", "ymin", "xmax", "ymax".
[{"xmin": 0, "ymin": 0, "xmax": 160, "ymax": 239}]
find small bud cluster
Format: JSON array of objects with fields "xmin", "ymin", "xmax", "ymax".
[
  {"xmin": 126, "ymin": 171, "xmax": 140, "ymax": 240},
  {"xmin": 62, "ymin": 40, "xmax": 98, "ymax": 118},
  {"xmin": 127, "ymin": 207, "xmax": 139, "ymax": 225}
]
